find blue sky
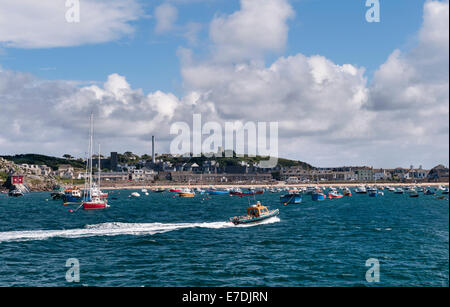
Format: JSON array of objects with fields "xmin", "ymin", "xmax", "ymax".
[
  {"xmin": 0, "ymin": 0, "xmax": 448, "ymax": 168},
  {"xmin": 1, "ymin": 0, "xmax": 426, "ymax": 95}
]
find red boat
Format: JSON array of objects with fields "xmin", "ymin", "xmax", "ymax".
[
  {"xmin": 169, "ymin": 189, "xmax": 181, "ymax": 192},
  {"xmin": 328, "ymin": 192, "xmax": 344, "ymax": 199},
  {"xmin": 83, "ymin": 200, "xmax": 109, "ymax": 210}
]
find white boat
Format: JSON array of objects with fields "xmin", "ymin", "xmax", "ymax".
[
  {"xmin": 131, "ymin": 192, "xmax": 141, "ymax": 197},
  {"xmin": 354, "ymin": 186, "xmax": 367, "ymax": 194}
]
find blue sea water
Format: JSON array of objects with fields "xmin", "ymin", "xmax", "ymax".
[{"xmin": 0, "ymin": 190, "xmax": 448, "ymax": 287}]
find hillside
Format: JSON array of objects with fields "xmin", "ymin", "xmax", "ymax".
[{"xmin": 0, "ymin": 154, "xmax": 85, "ymax": 170}]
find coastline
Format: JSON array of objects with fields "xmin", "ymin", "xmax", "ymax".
[{"xmin": 79, "ymin": 182, "xmax": 449, "ymax": 191}]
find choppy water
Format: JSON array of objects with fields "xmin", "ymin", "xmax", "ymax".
[{"xmin": 0, "ymin": 190, "xmax": 448, "ymax": 286}]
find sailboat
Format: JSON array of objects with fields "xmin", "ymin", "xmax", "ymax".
[{"xmin": 82, "ymin": 114, "xmax": 109, "ymax": 210}]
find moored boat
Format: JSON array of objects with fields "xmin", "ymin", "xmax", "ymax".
[
  {"xmin": 81, "ymin": 114, "xmax": 109, "ymax": 210},
  {"xmin": 178, "ymin": 188, "xmax": 195, "ymax": 198},
  {"xmin": 343, "ymin": 188, "xmax": 352, "ymax": 196},
  {"xmin": 63, "ymin": 187, "xmax": 82, "ymax": 204},
  {"xmin": 312, "ymin": 192, "xmax": 326, "ymax": 201},
  {"xmin": 207, "ymin": 190, "xmax": 229, "ymax": 195},
  {"xmin": 8, "ymin": 189, "xmax": 24, "ymax": 197},
  {"xmin": 354, "ymin": 186, "xmax": 367, "ymax": 194},
  {"xmin": 280, "ymin": 193, "xmax": 302, "ymax": 204},
  {"xmin": 229, "ymin": 201, "xmax": 279, "ymax": 225},
  {"xmin": 328, "ymin": 191, "xmax": 344, "ymax": 199},
  {"xmin": 394, "ymin": 188, "xmax": 404, "ymax": 194}
]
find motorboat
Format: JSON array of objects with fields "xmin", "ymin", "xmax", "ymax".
[
  {"xmin": 178, "ymin": 188, "xmax": 195, "ymax": 198},
  {"xmin": 312, "ymin": 192, "xmax": 326, "ymax": 201},
  {"xmin": 229, "ymin": 201, "xmax": 279, "ymax": 225},
  {"xmin": 328, "ymin": 191, "xmax": 344, "ymax": 199}
]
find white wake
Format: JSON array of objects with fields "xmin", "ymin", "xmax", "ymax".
[{"xmin": 0, "ymin": 217, "xmax": 280, "ymax": 243}]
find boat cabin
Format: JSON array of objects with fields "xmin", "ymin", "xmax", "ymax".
[{"xmin": 247, "ymin": 201, "xmax": 269, "ymax": 217}]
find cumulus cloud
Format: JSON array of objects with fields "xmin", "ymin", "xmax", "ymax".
[
  {"xmin": 178, "ymin": 0, "xmax": 448, "ymax": 167},
  {"xmin": 209, "ymin": 0, "xmax": 294, "ymax": 61},
  {"xmin": 0, "ymin": 0, "xmax": 448, "ymax": 168},
  {"xmin": 0, "ymin": 69, "xmax": 187, "ymax": 156},
  {"xmin": 366, "ymin": 0, "xmax": 449, "ymax": 148},
  {"xmin": 0, "ymin": 0, "xmax": 142, "ymax": 48}
]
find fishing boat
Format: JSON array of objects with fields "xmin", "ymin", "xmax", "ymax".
[
  {"xmin": 312, "ymin": 192, "xmax": 326, "ymax": 201},
  {"xmin": 81, "ymin": 114, "xmax": 109, "ymax": 210},
  {"xmin": 229, "ymin": 201, "xmax": 279, "ymax": 225},
  {"xmin": 63, "ymin": 187, "xmax": 82, "ymax": 204},
  {"xmin": 178, "ymin": 188, "xmax": 195, "ymax": 198},
  {"xmin": 280, "ymin": 193, "xmax": 302, "ymax": 204}
]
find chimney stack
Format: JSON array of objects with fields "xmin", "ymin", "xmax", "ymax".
[{"xmin": 152, "ymin": 135, "xmax": 155, "ymax": 163}]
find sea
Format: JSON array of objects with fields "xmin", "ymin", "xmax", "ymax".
[{"xmin": 0, "ymin": 189, "xmax": 448, "ymax": 287}]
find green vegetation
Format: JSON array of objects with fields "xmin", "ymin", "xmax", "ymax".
[
  {"xmin": 1, "ymin": 154, "xmax": 85, "ymax": 170},
  {"xmin": 0, "ymin": 171, "xmax": 8, "ymax": 181},
  {"xmin": 1, "ymin": 151, "xmax": 314, "ymax": 171},
  {"xmin": 58, "ymin": 178, "xmax": 85, "ymax": 185}
]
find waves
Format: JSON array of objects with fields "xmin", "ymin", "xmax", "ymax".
[{"xmin": 0, "ymin": 217, "xmax": 280, "ymax": 243}]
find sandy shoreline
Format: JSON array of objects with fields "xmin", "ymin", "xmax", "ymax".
[{"xmin": 84, "ymin": 182, "xmax": 449, "ymax": 191}]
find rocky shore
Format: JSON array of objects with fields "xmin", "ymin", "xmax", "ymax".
[{"xmin": 0, "ymin": 157, "xmax": 58, "ymax": 193}]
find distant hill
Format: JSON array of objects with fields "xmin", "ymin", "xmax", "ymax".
[
  {"xmin": 161, "ymin": 153, "xmax": 314, "ymax": 169},
  {"xmin": 0, "ymin": 154, "xmax": 85, "ymax": 170},
  {"xmin": 0, "ymin": 153, "xmax": 314, "ymax": 171}
]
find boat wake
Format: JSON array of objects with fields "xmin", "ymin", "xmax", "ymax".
[{"xmin": 0, "ymin": 217, "xmax": 280, "ymax": 243}]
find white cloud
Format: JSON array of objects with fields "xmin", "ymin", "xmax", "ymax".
[
  {"xmin": 154, "ymin": 3, "xmax": 178, "ymax": 34},
  {"xmin": 209, "ymin": 0, "xmax": 294, "ymax": 61},
  {"xmin": 0, "ymin": 0, "xmax": 448, "ymax": 168},
  {"xmin": 0, "ymin": 0, "xmax": 142, "ymax": 48}
]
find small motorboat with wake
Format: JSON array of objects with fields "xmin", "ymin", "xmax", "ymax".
[{"xmin": 229, "ymin": 201, "xmax": 279, "ymax": 225}]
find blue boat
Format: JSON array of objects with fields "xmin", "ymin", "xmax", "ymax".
[
  {"xmin": 369, "ymin": 191, "xmax": 378, "ymax": 197},
  {"xmin": 312, "ymin": 192, "xmax": 326, "ymax": 201},
  {"xmin": 63, "ymin": 188, "xmax": 82, "ymax": 204},
  {"xmin": 280, "ymin": 193, "xmax": 302, "ymax": 204},
  {"xmin": 207, "ymin": 190, "xmax": 229, "ymax": 195}
]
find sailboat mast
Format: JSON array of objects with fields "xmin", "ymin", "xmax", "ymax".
[
  {"xmin": 98, "ymin": 143, "xmax": 101, "ymax": 191},
  {"xmin": 89, "ymin": 113, "xmax": 94, "ymax": 191}
]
